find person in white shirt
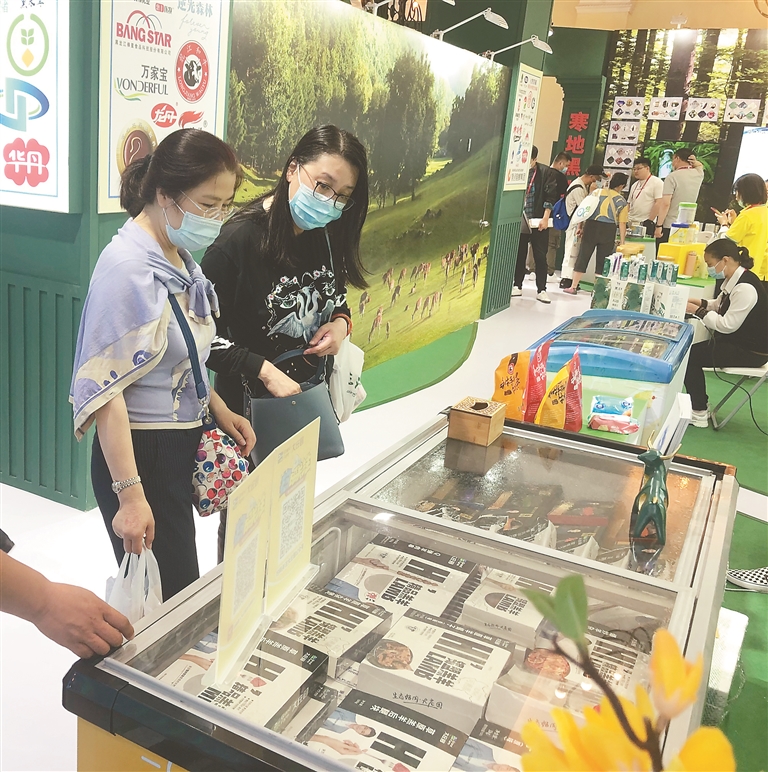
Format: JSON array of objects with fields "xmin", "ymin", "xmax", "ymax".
[
  {"xmin": 654, "ymin": 148, "xmax": 705, "ymax": 244},
  {"xmin": 628, "ymin": 157, "xmax": 664, "ymax": 235},
  {"xmin": 559, "ymin": 165, "xmax": 607, "ymax": 289},
  {"xmin": 684, "ymin": 239, "xmax": 768, "ymax": 427}
]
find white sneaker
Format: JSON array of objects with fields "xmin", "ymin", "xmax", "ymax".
[
  {"xmin": 537, "ymin": 291, "xmax": 551, "ymax": 304},
  {"xmin": 511, "ymin": 287, "xmax": 523, "ymax": 298},
  {"xmin": 691, "ymin": 409, "xmax": 709, "ymax": 428}
]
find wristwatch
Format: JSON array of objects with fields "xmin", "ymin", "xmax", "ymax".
[{"xmin": 111, "ymin": 476, "xmax": 141, "ymax": 495}]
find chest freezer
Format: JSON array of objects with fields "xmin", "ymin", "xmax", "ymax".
[
  {"xmin": 64, "ymin": 417, "xmax": 737, "ymax": 772},
  {"xmin": 530, "ymin": 309, "xmax": 693, "ymax": 444}
]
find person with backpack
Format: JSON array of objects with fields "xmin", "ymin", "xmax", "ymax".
[
  {"xmin": 554, "ymin": 165, "xmax": 607, "ymax": 289},
  {"xmin": 545, "ymin": 152, "xmax": 572, "ymax": 275},
  {"xmin": 564, "ymin": 172, "xmax": 629, "ymax": 295}
]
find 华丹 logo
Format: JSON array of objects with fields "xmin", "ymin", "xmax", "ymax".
[
  {"xmin": 151, "ymin": 103, "xmax": 177, "ymax": 128},
  {"xmin": 115, "ymin": 10, "xmax": 172, "ymax": 49},
  {"xmin": 0, "ymin": 79, "xmax": 50, "ymax": 132},
  {"xmin": 6, "ymin": 13, "xmax": 50, "ymax": 76}
]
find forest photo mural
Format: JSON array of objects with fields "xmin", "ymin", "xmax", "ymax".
[{"xmin": 226, "ymin": 0, "xmax": 510, "ymax": 368}]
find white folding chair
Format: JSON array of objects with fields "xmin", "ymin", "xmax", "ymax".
[{"xmin": 705, "ymin": 364, "xmax": 768, "ymax": 430}]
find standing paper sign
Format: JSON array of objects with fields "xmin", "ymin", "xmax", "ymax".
[
  {"xmin": 97, "ymin": 0, "xmax": 230, "ymax": 213},
  {"xmin": 205, "ymin": 419, "xmax": 320, "ymax": 690},
  {"xmin": 0, "ymin": 1, "xmax": 70, "ymax": 212},
  {"xmin": 504, "ymin": 64, "xmax": 543, "ymax": 191}
]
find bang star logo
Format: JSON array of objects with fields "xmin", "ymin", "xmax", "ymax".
[
  {"xmin": 115, "ymin": 11, "xmax": 172, "ymax": 49},
  {"xmin": 151, "ymin": 103, "xmax": 177, "ymax": 127}
]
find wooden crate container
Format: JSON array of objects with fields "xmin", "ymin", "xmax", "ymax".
[{"xmin": 447, "ymin": 397, "xmax": 506, "ymax": 447}]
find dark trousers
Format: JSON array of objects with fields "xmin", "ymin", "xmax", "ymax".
[
  {"xmin": 684, "ymin": 338, "xmax": 768, "ymax": 411},
  {"xmin": 514, "ymin": 229, "xmax": 549, "ymax": 292},
  {"xmin": 92, "ymin": 427, "xmax": 203, "ymax": 601},
  {"xmin": 574, "ymin": 220, "xmax": 617, "ymax": 275},
  {"xmin": 656, "ymin": 227, "xmax": 670, "ymax": 251},
  {"xmin": 547, "ymin": 228, "xmax": 562, "ymax": 272}
]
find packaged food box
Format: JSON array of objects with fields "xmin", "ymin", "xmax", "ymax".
[
  {"xmin": 326, "ymin": 535, "xmax": 477, "ymax": 622},
  {"xmin": 451, "ymin": 719, "xmax": 528, "ymax": 772},
  {"xmin": 271, "ymin": 584, "xmax": 392, "ymax": 677},
  {"xmin": 458, "ymin": 570, "xmax": 551, "ymax": 649},
  {"xmin": 485, "ymin": 626, "xmax": 650, "ymax": 736},
  {"xmin": 358, "ymin": 609, "xmax": 515, "ymax": 734},
  {"xmin": 156, "ymin": 631, "xmax": 328, "ymax": 734},
  {"xmin": 307, "ymin": 688, "xmax": 468, "ymax": 770}
]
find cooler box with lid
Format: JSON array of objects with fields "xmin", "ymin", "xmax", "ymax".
[{"xmin": 529, "ymin": 309, "xmax": 693, "ymax": 444}]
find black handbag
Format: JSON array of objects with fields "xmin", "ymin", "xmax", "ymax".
[{"xmin": 245, "ymin": 349, "xmax": 344, "ymax": 465}]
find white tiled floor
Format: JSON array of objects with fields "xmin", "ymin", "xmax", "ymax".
[{"xmin": 1, "ymin": 277, "xmax": 765, "ymax": 771}]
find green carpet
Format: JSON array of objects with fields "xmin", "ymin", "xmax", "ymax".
[
  {"xmin": 359, "ymin": 323, "xmax": 477, "ymax": 411},
  {"xmin": 720, "ymin": 513, "xmax": 768, "ymax": 772},
  {"xmin": 680, "ymin": 372, "xmax": 768, "ymax": 495}
]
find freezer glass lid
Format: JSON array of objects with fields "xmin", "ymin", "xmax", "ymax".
[
  {"xmin": 371, "ymin": 434, "xmax": 705, "ymax": 582},
  {"xmin": 564, "ymin": 317, "xmax": 684, "ymax": 340},
  {"xmin": 555, "ymin": 331, "xmax": 672, "ymax": 359}
]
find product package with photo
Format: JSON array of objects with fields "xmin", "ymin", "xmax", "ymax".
[
  {"xmin": 306, "ymin": 688, "xmax": 469, "ymax": 770},
  {"xmin": 156, "ymin": 630, "xmax": 328, "ymax": 734},
  {"xmin": 326, "ymin": 534, "xmax": 477, "ymax": 622},
  {"xmin": 451, "ymin": 719, "xmax": 529, "ymax": 772},
  {"xmin": 271, "ymin": 584, "xmax": 392, "ymax": 677},
  {"xmin": 358, "ymin": 608, "xmax": 515, "ymax": 733}
]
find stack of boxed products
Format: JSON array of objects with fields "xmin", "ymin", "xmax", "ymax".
[
  {"xmin": 158, "ymin": 535, "xmax": 653, "ymax": 771},
  {"xmin": 591, "ymin": 252, "xmax": 689, "ymax": 321}
]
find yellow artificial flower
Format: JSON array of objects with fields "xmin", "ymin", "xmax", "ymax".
[
  {"xmin": 666, "ymin": 727, "xmax": 736, "ymax": 772},
  {"xmin": 521, "ymin": 721, "xmax": 570, "ymax": 772},
  {"xmin": 650, "ymin": 629, "xmax": 703, "ymax": 720}
]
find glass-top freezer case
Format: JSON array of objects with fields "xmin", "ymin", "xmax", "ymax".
[{"xmin": 64, "ymin": 417, "xmax": 737, "ymax": 772}]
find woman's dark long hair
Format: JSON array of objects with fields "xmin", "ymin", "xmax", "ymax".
[
  {"xmin": 706, "ymin": 238, "xmax": 754, "ymax": 270},
  {"xmin": 238, "ymin": 125, "xmax": 369, "ymax": 289},
  {"xmin": 120, "ymin": 129, "xmax": 242, "ymax": 218}
]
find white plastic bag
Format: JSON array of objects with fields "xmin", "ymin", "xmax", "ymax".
[
  {"xmin": 106, "ymin": 548, "xmax": 163, "ymax": 624},
  {"xmin": 570, "ymin": 193, "xmax": 601, "ymax": 225},
  {"xmin": 330, "ymin": 337, "xmax": 366, "ymax": 423}
]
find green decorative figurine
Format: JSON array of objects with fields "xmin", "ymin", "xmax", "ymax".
[{"xmin": 629, "ymin": 446, "xmax": 678, "ymax": 571}]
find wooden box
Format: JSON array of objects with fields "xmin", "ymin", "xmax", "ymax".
[{"xmin": 447, "ymin": 397, "xmax": 506, "ymax": 447}]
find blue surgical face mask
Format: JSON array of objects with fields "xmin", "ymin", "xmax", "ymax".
[
  {"xmin": 164, "ymin": 202, "xmax": 223, "ymax": 252},
  {"xmin": 289, "ymin": 164, "xmax": 343, "ymax": 231},
  {"xmin": 707, "ymin": 260, "xmax": 725, "ymax": 280}
]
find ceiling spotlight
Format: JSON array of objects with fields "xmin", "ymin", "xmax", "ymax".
[
  {"xmin": 548, "ymin": 26, "xmax": 554, "ymax": 37},
  {"xmin": 670, "ymin": 14, "xmax": 688, "ymax": 28},
  {"xmin": 482, "ymin": 34, "xmax": 553, "ymax": 62},
  {"xmin": 432, "ymin": 7, "xmax": 509, "ymax": 41}
]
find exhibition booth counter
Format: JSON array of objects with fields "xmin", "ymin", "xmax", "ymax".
[{"xmin": 65, "ymin": 415, "xmax": 738, "ymax": 772}]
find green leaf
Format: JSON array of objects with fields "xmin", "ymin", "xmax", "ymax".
[
  {"xmin": 553, "ymin": 575, "xmax": 588, "ymax": 645},
  {"xmin": 522, "ymin": 589, "xmax": 557, "ymax": 623}
]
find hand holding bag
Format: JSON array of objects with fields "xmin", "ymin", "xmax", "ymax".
[
  {"xmin": 246, "ymin": 349, "xmax": 344, "ymax": 465},
  {"xmin": 106, "ymin": 547, "xmax": 163, "ymax": 624},
  {"xmin": 168, "ymin": 294, "xmax": 249, "ymax": 515},
  {"xmin": 329, "ymin": 336, "xmax": 366, "ymax": 422}
]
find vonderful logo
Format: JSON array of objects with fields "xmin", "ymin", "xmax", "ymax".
[
  {"xmin": 115, "ymin": 10, "xmax": 172, "ymax": 49},
  {"xmin": 0, "ymin": 79, "xmax": 50, "ymax": 132},
  {"xmin": 150, "ymin": 103, "xmax": 177, "ymax": 127},
  {"xmin": 175, "ymin": 41, "xmax": 209, "ymax": 103},
  {"xmin": 6, "ymin": 13, "xmax": 50, "ymax": 76},
  {"xmin": 178, "ymin": 110, "xmax": 203, "ymax": 129}
]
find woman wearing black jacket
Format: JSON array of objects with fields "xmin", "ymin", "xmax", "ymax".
[{"xmin": 201, "ymin": 125, "xmax": 369, "ymax": 556}]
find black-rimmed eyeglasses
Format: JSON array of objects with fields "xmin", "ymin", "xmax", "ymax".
[{"xmin": 299, "ymin": 165, "xmax": 355, "ymax": 211}]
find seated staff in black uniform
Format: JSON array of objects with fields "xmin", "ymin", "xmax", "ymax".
[
  {"xmin": 684, "ymin": 239, "xmax": 768, "ymax": 428},
  {"xmin": 201, "ymin": 125, "xmax": 369, "ymax": 559}
]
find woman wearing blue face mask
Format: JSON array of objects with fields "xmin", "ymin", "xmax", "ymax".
[
  {"xmin": 684, "ymin": 238, "xmax": 768, "ymax": 428},
  {"xmin": 201, "ymin": 125, "xmax": 368, "ymax": 558},
  {"xmin": 71, "ymin": 129, "xmax": 255, "ymax": 600},
  {"xmin": 202, "ymin": 125, "xmax": 368, "ymax": 404}
]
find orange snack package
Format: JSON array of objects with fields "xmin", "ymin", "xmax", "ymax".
[
  {"xmin": 563, "ymin": 348, "xmax": 583, "ymax": 432},
  {"xmin": 523, "ymin": 339, "xmax": 552, "ymax": 423},
  {"xmin": 535, "ymin": 348, "xmax": 583, "ymax": 432},
  {"xmin": 493, "ymin": 351, "xmax": 531, "ymax": 421}
]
